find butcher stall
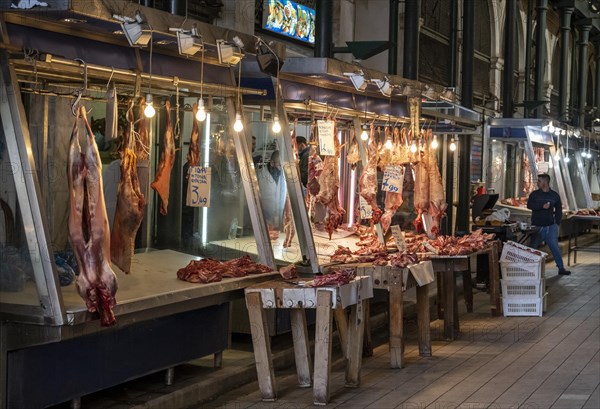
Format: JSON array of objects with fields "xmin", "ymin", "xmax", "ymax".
[
  {"xmin": 486, "ymin": 118, "xmax": 573, "ymax": 225},
  {"xmin": 0, "ymin": 3, "xmax": 291, "ymax": 407}
]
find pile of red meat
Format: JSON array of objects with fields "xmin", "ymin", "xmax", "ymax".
[
  {"xmin": 312, "ymin": 268, "xmax": 355, "ymax": 287},
  {"xmin": 405, "ymin": 229, "xmax": 495, "ymax": 256},
  {"xmin": 329, "ymin": 244, "xmax": 419, "ymax": 268},
  {"xmin": 177, "ymin": 255, "xmax": 272, "ymax": 283}
]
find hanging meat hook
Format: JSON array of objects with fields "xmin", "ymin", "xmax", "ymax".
[{"xmin": 71, "ymin": 58, "xmax": 88, "ymax": 116}]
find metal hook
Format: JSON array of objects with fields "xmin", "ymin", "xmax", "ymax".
[
  {"xmin": 106, "ymin": 67, "xmax": 115, "ymax": 90},
  {"xmin": 74, "ymin": 58, "xmax": 88, "ymax": 94}
]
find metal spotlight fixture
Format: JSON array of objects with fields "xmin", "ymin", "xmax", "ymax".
[
  {"xmin": 170, "ymin": 25, "xmax": 203, "ymax": 56},
  {"xmin": 216, "ymin": 39, "xmax": 243, "ymax": 66},
  {"xmin": 117, "ymin": 11, "xmax": 152, "ymax": 47},
  {"xmin": 344, "ymin": 71, "xmax": 367, "ymax": 92},
  {"xmin": 373, "ymin": 77, "xmax": 392, "ymax": 97}
]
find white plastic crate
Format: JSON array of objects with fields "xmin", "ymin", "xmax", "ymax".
[
  {"xmin": 501, "ymin": 278, "xmax": 544, "ymax": 298},
  {"xmin": 503, "ymin": 295, "xmax": 546, "ymax": 317},
  {"xmin": 500, "ymin": 261, "xmax": 543, "ymax": 281},
  {"xmin": 500, "ymin": 241, "xmax": 547, "ymax": 263}
]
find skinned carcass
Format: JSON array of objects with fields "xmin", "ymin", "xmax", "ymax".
[
  {"xmin": 151, "ymin": 100, "xmax": 175, "ymax": 215},
  {"xmin": 359, "ymin": 123, "xmax": 382, "ymax": 224},
  {"xmin": 427, "ymin": 130, "xmax": 447, "ymax": 236}
]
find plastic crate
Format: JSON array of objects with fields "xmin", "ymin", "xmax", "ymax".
[
  {"xmin": 501, "ymin": 278, "xmax": 545, "ymax": 298},
  {"xmin": 500, "ymin": 241, "xmax": 547, "ymax": 263},
  {"xmin": 503, "ymin": 295, "xmax": 545, "ymax": 317},
  {"xmin": 500, "ymin": 261, "xmax": 543, "ymax": 281}
]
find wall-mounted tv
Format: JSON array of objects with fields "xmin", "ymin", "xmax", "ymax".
[{"xmin": 261, "ymin": 0, "xmax": 315, "ymax": 45}]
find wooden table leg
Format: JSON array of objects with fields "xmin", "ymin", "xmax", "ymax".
[
  {"xmin": 462, "ymin": 270, "xmax": 473, "ymax": 313},
  {"xmin": 388, "ymin": 286, "xmax": 404, "ymax": 368},
  {"xmin": 345, "ymin": 299, "xmax": 367, "ymax": 387},
  {"xmin": 313, "ymin": 290, "xmax": 333, "ymax": 406},
  {"xmin": 489, "ymin": 242, "xmax": 502, "ymax": 316},
  {"xmin": 290, "ymin": 309, "xmax": 312, "ymax": 387},
  {"xmin": 245, "ymin": 292, "xmax": 277, "ymax": 401},
  {"xmin": 436, "ymin": 271, "xmax": 444, "ymax": 319},
  {"xmin": 362, "ymin": 300, "xmax": 373, "ymax": 357},
  {"xmin": 333, "ymin": 307, "xmax": 349, "ymax": 359},
  {"xmin": 416, "ymin": 284, "xmax": 431, "ymax": 357},
  {"xmin": 443, "ymin": 263, "xmax": 456, "ymax": 340}
]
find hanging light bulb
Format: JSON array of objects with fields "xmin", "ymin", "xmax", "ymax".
[
  {"xmin": 272, "ymin": 115, "xmax": 281, "ymax": 133},
  {"xmin": 554, "ymin": 151, "xmax": 561, "ymax": 161},
  {"xmin": 196, "ymin": 98, "xmax": 207, "ymax": 121},
  {"xmin": 431, "ymin": 134, "xmax": 439, "ymax": 149},
  {"xmin": 564, "ymin": 155, "xmax": 570, "ymax": 163},
  {"xmin": 410, "ymin": 139, "xmax": 418, "ymax": 153},
  {"xmin": 144, "ymin": 93, "xmax": 156, "ymax": 118},
  {"xmin": 385, "ymin": 138, "xmax": 393, "ymax": 150},
  {"xmin": 360, "ymin": 125, "xmax": 369, "ymax": 141},
  {"xmin": 450, "ymin": 138, "xmax": 457, "ymax": 151},
  {"xmin": 548, "ymin": 122, "xmax": 555, "ymax": 133},
  {"xmin": 233, "ymin": 112, "xmax": 244, "ymax": 132}
]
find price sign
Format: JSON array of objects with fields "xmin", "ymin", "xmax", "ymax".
[
  {"xmin": 317, "ymin": 120, "xmax": 335, "ymax": 156},
  {"xmin": 359, "ymin": 196, "xmax": 373, "ymax": 219},
  {"xmin": 423, "ymin": 241, "xmax": 439, "ymax": 254},
  {"xmin": 390, "ymin": 225, "xmax": 407, "ymax": 252},
  {"xmin": 537, "ymin": 161, "xmax": 549, "ymax": 173},
  {"xmin": 382, "ymin": 165, "xmax": 405, "ymax": 193},
  {"xmin": 186, "ymin": 166, "xmax": 211, "ymax": 207}
]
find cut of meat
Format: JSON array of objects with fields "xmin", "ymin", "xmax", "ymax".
[
  {"xmin": 359, "ymin": 124, "xmax": 382, "ymax": 224},
  {"xmin": 187, "ymin": 103, "xmax": 200, "ymax": 167},
  {"xmin": 427, "ymin": 130, "xmax": 447, "ymax": 237},
  {"xmin": 111, "ymin": 101, "xmax": 146, "ymax": 274},
  {"xmin": 283, "ymin": 196, "xmax": 295, "ymax": 248},
  {"xmin": 177, "ymin": 256, "xmax": 273, "ymax": 283},
  {"xmin": 68, "ymin": 107, "xmax": 118, "ymax": 326},
  {"xmin": 413, "ymin": 131, "xmax": 430, "ymax": 232},
  {"xmin": 312, "ymin": 268, "xmax": 355, "ymax": 287},
  {"xmin": 151, "ymin": 100, "xmax": 175, "ymax": 215}
]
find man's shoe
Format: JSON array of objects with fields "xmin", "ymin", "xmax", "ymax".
[{"xmin": 558, "ymin": 269, "xmax": 571, "ymax": 275}]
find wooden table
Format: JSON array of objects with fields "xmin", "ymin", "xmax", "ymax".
[
  {"xmin": 352, "ymin": 261, "xmax": 434, "ymax": 368},
  {"xmin": 245, "ymin": 277, "xmax": 373, "ymax": 406},
  {"xmin": 430, "ymin": 241, "xmax": 501, "ymax": 340}
]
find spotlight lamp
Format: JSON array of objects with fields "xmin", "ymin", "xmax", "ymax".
[
  {"xmin": 170, "ymin": 25, "xmax": 203, "ymax": 56},
  {"xmin": 116, "ymin": 11, "xmax": 152, "ymax": 47},
  {"xmin": 216, "ymin": 39, "xmax": 243, "ymax": 65},
  {"xmin": 374, "ymin": 77, "xmax": 392, "ymax": 97},
  {"xmin": 344, "ymin": 71, "xmax": 367, "ymax": 92}
]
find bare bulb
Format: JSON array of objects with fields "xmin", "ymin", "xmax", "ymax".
[
  {"xmin": 450, "ymin": 139, "xmax": 457, "ymax": 151},
  {"xmin": 144, "ymin": 93, "xmax": 156, "ymax": 118},
  {"xmin": 196, "ymin": 98, "xmax": 207, "ymax": 122},
  {"xmin": 360, "ymin": 128, "xmax": 369, "ymax": 141},
  {"xmin": 554, "ymin": 152, "xmax": 561, "ymax": 161},
  {"xmin": 410, "ymin": 141, "xmax": 417, "ymax": 153},
  {"xmin": 233, "ymin": 113, "xmax": 244, "ymax": 132},
  {"xmin": 385, "ymin": 139, "xmax": 393, "ymax": 150},
  {"xmin": 431, "ymin": 135, "xmax": 439, "ymax": 149},
  {"xmin": 564, "ymin": 156, "xmax": 570, "ymax": 163},
  {"xmin": 272, "ymin": 115, "xmax": 281, "ymax": 133}
]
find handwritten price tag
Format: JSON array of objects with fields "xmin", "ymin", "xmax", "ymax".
[
  {"xmin": 317, "ymin": 120, "xmax": 335, "ymax": 156},
  {"xmin": 186, "ymin": 166, "xmax": 211, "ymax": 207},
  {"xmin": 423, "ymin": 242, "xmax": 439, "ymax": 254},
  {"xmin": 359, "ymin": 196, "xmax": 373, "ymax": 219},
  {"xmin": 390, "ymin": 225, "xmax": 407, "ymax": 252},
  {"xmin": 382, "ymin": 165, "xmax": 405, "ymax": 193}
]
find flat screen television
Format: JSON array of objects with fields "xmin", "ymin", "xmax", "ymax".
[{"xmin": 261, "ymin": 0, "xmax": 315, "ymax": 45}]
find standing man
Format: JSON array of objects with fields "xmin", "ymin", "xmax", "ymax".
[
  {"xmin": 296, "ymin": 136, "xmax": 309, "ymax": 188},
  {"xmin": 527, "ymin": 173, "xmax": 571, "ymax": 275}
]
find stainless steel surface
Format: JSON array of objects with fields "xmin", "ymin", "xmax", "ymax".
[
  {"xmin": 0, "ymin": 18, "xmax": 65, "ymax": 325},
  {"xmin": 278, "ymin": 88, "xmax": 319, "ymax": 274},
  {"xmin": 550, "ymin": 145, "xmax": 572, "ymax": 212},
  {"xmin": 575, "ymin": 152, "xmax": 594, "ymax": 209},
  {"xmin": 226, "ymin": 97, "xmax": 276, "ymax": 269},
  {"xmin": 60, "ymin": 249, "xmax": 279, "ymax": 325}
]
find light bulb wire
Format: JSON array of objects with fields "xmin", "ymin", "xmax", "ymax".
[
  {"xmin": 199, "ymin": 41, "xmax": 205, "ymax": 102},
  {"xmin": 147, "ymin": 27, "xmax": 153, "ymax": 98},
  {"xmin": 237, "ymin": 56, "xmax": 242, "ymax": 115}
]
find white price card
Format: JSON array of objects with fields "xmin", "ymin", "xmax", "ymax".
[
  {"xmin": 382, "ymin": 165, "xmax": 405, "ymax": 193},
  {"xmin": 390, "ymin": 225, "xmax": 407, "ymax": 252},
  {"xmin": 317, "ymin": 119, "xmax": 335, "ymax": 156},
  {"xmin": 423, "ymin": 241, "xmax": 439, "ymax": 254},
  {"xmin": 186, "ymin": 166, "xmax": 211, "ymax": 207},
  {"xmin": 537, "ymin": 161, "xmax": 549, "ymax": 174},
  {"xmin": 359, "ymin": 196, "xmax": 373, "ymax": 219}
]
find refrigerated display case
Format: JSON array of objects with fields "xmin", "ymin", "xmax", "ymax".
[
  {"xmin": 486, "ymin": 119, "xmax": 572, "ymax": 221},
  {"xmin": 0, "ymin": 5, "xmax": 283, "ymax": 407}
]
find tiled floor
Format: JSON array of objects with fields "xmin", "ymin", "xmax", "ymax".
[{"xmin": 201, "ymin": 248, "xmax": 600, "ymax": 409}]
